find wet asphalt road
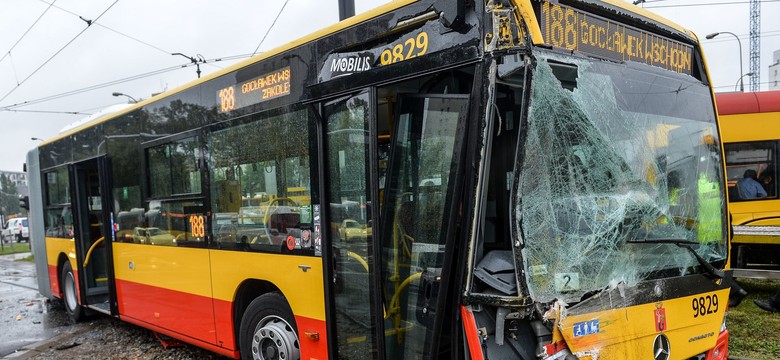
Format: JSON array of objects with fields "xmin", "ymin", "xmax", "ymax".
[{"xmin": 0, "ymin": 254, "xmax": 76, "ymax": 358}]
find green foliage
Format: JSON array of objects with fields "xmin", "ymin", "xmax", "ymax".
[
  {"xmin": 0, "ymin": 242, "xmax": 31, "ymax": 255},
  {"xmin": 0, "ymin": 174, "xmax": 21, "ymax": 215},
  {"xmin": 728, "ymin": 279, "xmax": 780, "ymax": 360}
]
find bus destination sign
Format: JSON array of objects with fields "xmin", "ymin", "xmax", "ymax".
[
  {"xmin": 217, "ymin": 66, "xmax": 291, "ymax": 113},
  {"xmin": 540, "ymin": 2, "xmax": 693, "ymax": 75}
]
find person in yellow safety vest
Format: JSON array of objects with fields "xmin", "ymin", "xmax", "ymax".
[
  {"xmin": 696, "ymin": 170, "xmax": 748, "ymax": 307},
  {"xmin": 696, "ymin": 172, "xmax": 722, "ymax": 243}
]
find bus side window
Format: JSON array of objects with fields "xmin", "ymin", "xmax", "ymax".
[{"xmin": 724, "ymin": 141, "xmax": 776, "ymax": 201}]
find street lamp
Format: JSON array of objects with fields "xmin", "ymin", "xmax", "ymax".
[
  {"xmin": 705, "ymin": 31, "xmax": 748, "ymax": 92},
  {"xmin": 31, "ymin": 137, "xmax": 44, "ymax": 141},
  {"xmin": 736, "ymin": 72, "xmax": 755, "ymax": 92},
  {"xmin": 112, "ymin": 92, "xmax": 138, "ymax": 103}
]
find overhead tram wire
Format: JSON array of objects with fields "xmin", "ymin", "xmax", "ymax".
[
  {"xmin": 252, "ymin": 0, "xmax": 291, "ymax": 56},
  {"xmin": 0, "ymin": 0, "xmax": 121, "ymax": 104},
  {"xmin": 0, "ymin": 51, "xmax": 257, "ymax": 111},
  {"xmin": 36, "ymin": 0, "xmax": 223, "ymax": 71},
  {"xmin": 0, "ymin": 0, "xmax": 58, "ymax": 65},
  {"xmin": 0, "ymin": 62, "xmax": 190, "ymax": 110}
]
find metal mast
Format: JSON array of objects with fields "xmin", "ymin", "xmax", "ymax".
[{"xmin": 749, "ymin": 0, "xmax": 760, "ymax": 91}]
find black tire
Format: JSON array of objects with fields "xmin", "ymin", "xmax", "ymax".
[
  {"xmin": 60, "ymin": 261, "xmax": 84, "ymax": 322},
  {"xmin": 239, "ymin": 292, "xmax": 300, "ymax": 360}
]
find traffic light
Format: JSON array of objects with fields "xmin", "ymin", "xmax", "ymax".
[{"xmin": 19, "ymin": 195, "xmax": 29, "ymax": 210}]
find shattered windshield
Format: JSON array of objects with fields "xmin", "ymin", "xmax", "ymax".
[{"xmin": 516, "ymin": 52, "xmax": 727, "ymax": 303}]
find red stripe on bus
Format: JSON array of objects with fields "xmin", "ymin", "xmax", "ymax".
[
  {"xmin": 117, "ymin": 280, "xmax": 327, "ymax": 359},
  {"xmin": 295, "ymin": 315, "xmax": 328, "ymax": 360},
  {"xmin": 115, "ymin": 278, "xmax": 217, "ymax": 345},
  {"xmin": 212, "ymin": 298, "xmax": 328, "ymax": 359},
  {"xmin": 213, "ymin": 297, "xmax": 236, "ymax": 350},
  {"xmin": 48, "ymin": 264, "xmax": 60, "ymax": 297},
  {"xmin": 461, "ymin": 305, "xmax": 485, "ymax": 360}
]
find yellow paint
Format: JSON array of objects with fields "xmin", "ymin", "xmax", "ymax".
[
  {"xmin": 559, "ymin": 288, "xmax": 729, "ymax": 359},
  {"xmin": 45, "ymin": 237, "xmax": 76, "ymax": 269},
  {"xmin": 113, "ymin": 242, "xmax": 213, "ymax": 298},
  {"xmin": 720, "ymin": 110, "xmax": 780, "ymax": 249},
  {"xmin": 209, "ymin": 250, "xmax": 325, "ymax": 321},
  {"xmin": 720, "ymin": 112, "xmax": 780, "ymax": 143},
  {"xmin": 512, "ymin": 0, "xmax": 544, "ymax": 45}
]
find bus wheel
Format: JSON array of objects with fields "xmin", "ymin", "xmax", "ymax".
[
  {"xmin": 239, "ymin": 292, "xmax": 300, "ymax": 360},
  {"xmin": 61, "ymin": 262, "xmax": 84, "ymax": 322}
]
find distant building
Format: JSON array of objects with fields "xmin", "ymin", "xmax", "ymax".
[
  {"xmin": 0, "ymin": 170, "xmax": 28, "ymax": 196},
  {"xmin": 770, "ymin": 49, "xmax": 780, "ymax": 91}
]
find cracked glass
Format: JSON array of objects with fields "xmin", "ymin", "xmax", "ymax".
[{"xmin": 516, "ymin": 52, "xmax": 727, "ymax": 303}]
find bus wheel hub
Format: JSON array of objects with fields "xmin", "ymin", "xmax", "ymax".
[{"xmin": 253, "ymin": 316, "xmax": 299, "ymax": 360}]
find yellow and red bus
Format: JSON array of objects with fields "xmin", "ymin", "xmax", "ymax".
[
  {"xmin": 717, "ymin": 90, "xmax": 780, "ymax": 274},
  {"xmin": 27, "ymin": 0, "xmax": 732, "ymax": 359}
]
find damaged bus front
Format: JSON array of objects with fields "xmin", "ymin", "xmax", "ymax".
[{"xmin": 464, "ymin": 1, "xmax": 730, "ymax": 359}]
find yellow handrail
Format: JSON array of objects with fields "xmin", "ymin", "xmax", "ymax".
[
  {"xmin": 346, "ymin": 251, "xmax": 369, "ymax": 272},
  {"xmin": 83, "ymin": 237, "xmax": 105, "ymax": 268},
  {"xmin": 387, "ymin": 272, "xmax": 422, "ymax": 318}
]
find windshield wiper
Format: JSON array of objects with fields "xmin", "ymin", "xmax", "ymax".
[{"xmin": 626, "ymin": 238, "xmax": 725, "ymax": 279}]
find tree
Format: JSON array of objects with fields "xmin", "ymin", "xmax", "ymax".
[{"xmin": 0, "ymin": 174, "xmax": 20, "ymax": 216}]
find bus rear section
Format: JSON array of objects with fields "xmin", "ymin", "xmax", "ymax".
[{"xmin": 718, "ymin": 90, "xmax": 780, "ymax": 275}]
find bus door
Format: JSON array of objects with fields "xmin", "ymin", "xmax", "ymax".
[
  {"xmin": 322, "ymin": 91, "xmax": 384, "ymax": 358},
  {"xmin": 378, "ymin": 94, "xmax": 469, "ymax": 359},
  {"xmin": 322, "ymin": 90, "xmax": 470, "ymax": 359},
  {"xmin": 70, "ymin": 157, "xmax": 117, "ymax": 315}
]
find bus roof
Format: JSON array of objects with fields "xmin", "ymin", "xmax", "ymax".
[
  {"xmin": 716, "ymin": 91, "xmax": 780, "ymax": 115},
  {"xmin": 41, "ymin": 0, "xmax": 418, "ymax": 146},
  {"xmin": 40, "ymin": 0, "xmax": 699, "ymax": 146},
  {"xmin": 596, "ymin": 0, "xmax": 695, "ymax": 39}
]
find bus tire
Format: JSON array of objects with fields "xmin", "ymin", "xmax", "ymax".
[
  {"xmin": 61, "ymin": 261, "xmax": 84, "ymax": 322},
  {"xmin": 239, "ymin": 292, "xmax": 300, "ymax": 360}
]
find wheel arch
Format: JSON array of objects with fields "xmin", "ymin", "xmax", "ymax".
[
  {"xmin": 232, "ymin": 279, "xmax": 286, "ymax": 349},
  {"xmin": 56, "ymin": 252, "xmax": 71, "ymax": 297}
]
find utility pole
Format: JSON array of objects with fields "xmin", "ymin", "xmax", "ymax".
[
  {"xmin": 338, "ymin": 0, "xmax": 355, "ymax": 21},
  {"xmin": 749, "ymin": 0, "xmax": 760, "ymax": 91}
]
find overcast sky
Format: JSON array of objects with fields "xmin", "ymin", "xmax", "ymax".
[{"xmin": 0, "ymin": 0, "xmax": 778, "ymax": 172}]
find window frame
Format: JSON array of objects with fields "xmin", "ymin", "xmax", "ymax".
[{"xmin": 724, "ymin": 140, "xmax": 777, "ymax": 202}]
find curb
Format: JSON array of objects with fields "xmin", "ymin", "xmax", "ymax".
[
  {"xmin": 0, "ymin": 252, "xmax": 32, "ymax": 262},
  {"xmin": 2, "ymin": 325, "xmax": 89, "ymax": 360}
]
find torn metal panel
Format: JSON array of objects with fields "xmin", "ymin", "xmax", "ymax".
[{"xmin": 485, "ymin": 0, "xmax": 528, "ymax": 52}]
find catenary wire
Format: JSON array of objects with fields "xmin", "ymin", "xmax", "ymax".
[
  {"xmin": 0, "ymin": 0, "xmax": 121, "ymax": 104},
  {"xmin": 252, "ymin": 0, "xmax": 290, "ymax": 56},
  {"xmin": 0, "ymin": 51, "xmax": 256, "ymax": 111},
  {"xmin": 0, "ymin": 0, "xmax": 58, "ymax": 65}
]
